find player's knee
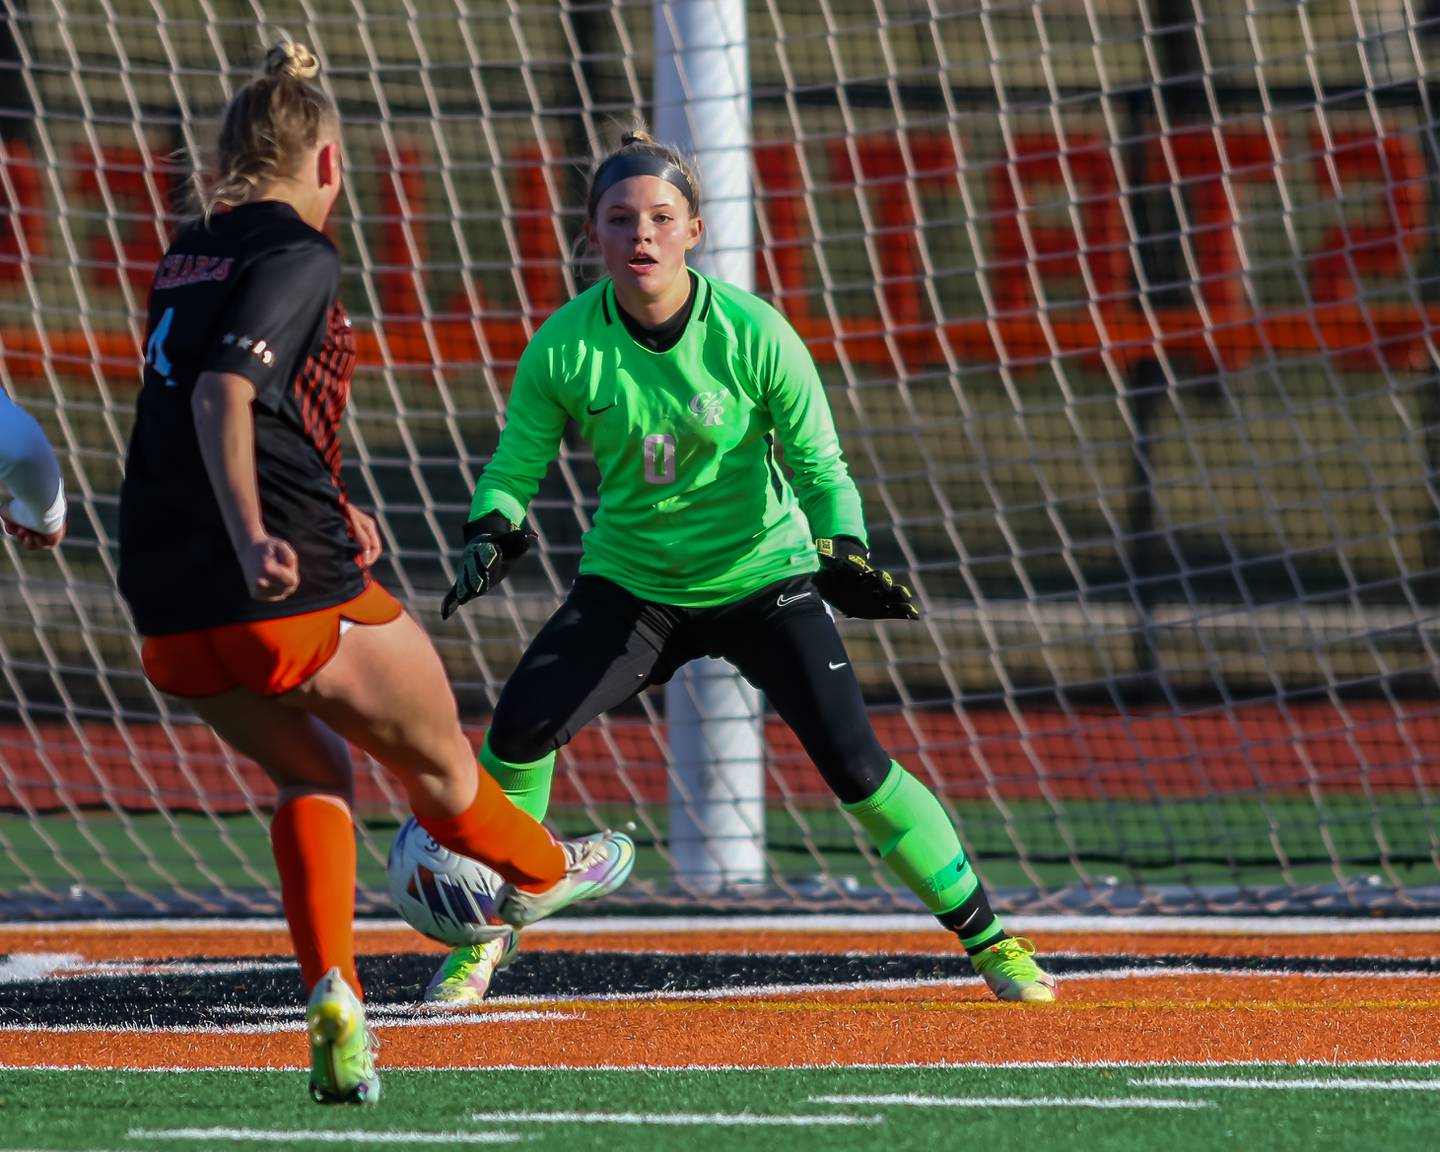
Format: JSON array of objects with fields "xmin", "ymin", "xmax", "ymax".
[
  {"xmin": 816, "ymin": 740, "xmax": 891, "ymax": 806},
  {"xmin": 486, "ymin": 708, "xmax": 561, "ymax": 765}
]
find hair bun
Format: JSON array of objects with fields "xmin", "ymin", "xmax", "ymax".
[
  {"xmin": 620, "ymin": 129, "xmax": 654, "ymax": 148},
  {"xmin": 264, "ymin": 36, "xmax": 320, "ymax": 81}
]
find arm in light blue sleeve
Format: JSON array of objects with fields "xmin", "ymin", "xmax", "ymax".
[
  {"xmin": 0, "ymin": 393, "xmax": 65, "ymax": 533},
  {"xmin": 761, "ymin": 314, "xmax": 868, "ymax": 547},
  {"xmin": 468, "ymin": 342, "xmax": 569, "ymax": 525}
]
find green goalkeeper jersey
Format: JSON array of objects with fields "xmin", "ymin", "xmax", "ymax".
[{"xmin": 470, "ymin": 272, "xmax": 868, "ymax": 606}]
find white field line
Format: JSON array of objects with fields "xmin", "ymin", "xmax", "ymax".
[
  {"xmin": 0, "ymin": 954, "xmax": 83, "ymax": 983},
  {"xmin": 130, "ymin": 1129, "xmax": 521, "ymax": 1145},
  {"xmin": 76, "ymin": 960, "xmax": 296, "ymax": 978},
  {"xmin": 364, "ymin": 1010, "xmax": 582, "ymax": 1029},
  {"xmin": 90, "ymin": 956, "xmax": 295, "ymax": 979},
  {"xmin": 810, "ymin": 1093, "xmax": 1214, "ymax": 1110},
  {"xmin": 1133, "ymin": 1076, "xmax": 1440, "ymax": 1091},
  {"xmin": 14, "ymin": 915, "xmax": 1440, "ymax": 935},
  {"xmin": 0, "ymin": 1023, "xmax": 307, "ymax": 1036},
  {"xmin": 1042, "ymin": 965, "xmax": 1440, "ymax": 981},
  {"xmin": 470, "ymin": 1111, "xmax": 882, "ymax": 1127},
  {"xmin": 0, "ymin": 1064, "xmax": 311, "ymax": 1071},
  {"xmin": 0, "ymin": 1009, "xmax": 580, "ymax": 1035},
  {"xmin": 484, "ymin": 976, "xmax": 971, "ymax": 1003},
  {"xmin": 211, "ymin": 1004, "xmax": 577, "ymax": 1024},
  {"xmin": 0, "ymin": 957, "xmax": 297, "ymax": 981}
]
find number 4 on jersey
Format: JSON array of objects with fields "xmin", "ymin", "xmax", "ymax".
[{"xmin": 145, "ymin": 306, "xmax": 175, "ymax": 386}]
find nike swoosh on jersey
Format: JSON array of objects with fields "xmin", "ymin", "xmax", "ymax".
[
  {"xmin": 828, "ymin": 660, "xmax": 848, "ymax": 670},
  {"xmin": 587, "ymin": 402, "xmax": 616, "ymax": 415},
  {"xmin": 776, "ymin": 591, "xmax": 812, "ymax": 606}
]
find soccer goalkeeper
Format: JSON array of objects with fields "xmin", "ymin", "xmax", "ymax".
[{"xmin": 437, "ymin": 126, "xmax": 1055, "ymax": 1007}]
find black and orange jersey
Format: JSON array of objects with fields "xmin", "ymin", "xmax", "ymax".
[{"xmin": 118, "ymin": 200, "xmax": 365, "ymax": 636}]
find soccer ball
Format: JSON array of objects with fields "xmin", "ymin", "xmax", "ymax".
[{"xmin": 386, "ymin": 816, "xmax": 512, "ymax": 946}]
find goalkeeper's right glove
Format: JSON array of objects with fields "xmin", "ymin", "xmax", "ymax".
[{"xmin": 440, "ymin": 511, "xmax": 536, "ymax": 620}]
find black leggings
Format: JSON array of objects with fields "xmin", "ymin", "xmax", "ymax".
[{"xmin": 487, "ymin": 574, "xmax": 891, "ymax": 804}]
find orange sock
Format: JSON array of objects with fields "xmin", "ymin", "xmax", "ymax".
[
  {"xmin": 417, "ymin": 770, "xmax": 565, "ymax": 889},
  {"xmin": 271, "ymin": 793, "xmax": 360, "ymax": 997}
]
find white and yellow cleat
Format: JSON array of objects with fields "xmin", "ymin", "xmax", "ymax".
[
  {"xmin": 970, "ymin": 936, "xmax": 1058, "ymax": 1003},
  {"xmin": 500, "ymin": 830, "xmax": 636, "ymax": 928},
  {"xmin": 424, "ymin": 928, "xmax": 522, "ymax": 1007},
  {"xmin": 306, "ymin": 967, "xmax": 380, "ymax": 1104}
]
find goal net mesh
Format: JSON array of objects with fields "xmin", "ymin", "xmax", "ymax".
[{"xmin": 2, "ymin": 0, "xmax": 1439, "ymax": 916}]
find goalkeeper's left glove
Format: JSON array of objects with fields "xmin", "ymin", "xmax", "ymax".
[
  {"xmin": 812, "ymin": 536, "xmax": 919, "ymax": 620},
  {"xmin": 441, "ymin": 511, "xmax": 536, "ymax": 620}
]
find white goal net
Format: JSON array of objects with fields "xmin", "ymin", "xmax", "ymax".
[{"xmin": 2, "ymin": 0, "xmax": 1439, "ymax": 916}]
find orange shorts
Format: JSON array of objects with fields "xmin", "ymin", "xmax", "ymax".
[{"xmin": 141, "ymin": 582, "xmax": 404, "ymax": 698}]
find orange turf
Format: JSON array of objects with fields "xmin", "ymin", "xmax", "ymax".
[{"xmin": 0, "ymin": 925, "xmax": 1431, "ymax": 1070}]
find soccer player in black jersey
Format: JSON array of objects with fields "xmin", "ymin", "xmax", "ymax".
[
  {"xmin": 116, "ymin": 36, "xmax": 633, "ymax": 1106},
  {"xmin": 431, "ymin": 127, "xmax": 1056, "ymax": 1006}
]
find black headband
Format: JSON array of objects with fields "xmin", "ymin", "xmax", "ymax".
[{"xmin": 588, "ymin": 152, "xmax": 696, "ymax": 216}]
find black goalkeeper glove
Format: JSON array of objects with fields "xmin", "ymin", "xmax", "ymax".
[
  {"xmin": 440, "ymin": 511, "xmax": 537, "ymax": 620},
  {"xmin": 812, "ymin": 536, "xmax": 919, "ymax": 621}
]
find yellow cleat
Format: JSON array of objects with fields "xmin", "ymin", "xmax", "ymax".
[
  {"xmin": 424, "ymin": 928, "xmax": 521, "ymax": 1007},
  {"xmin": 970, "ymin": 936, "xmax": 1058, "ymax": 1002},
  {"xmin": 306, "ymin": 968, "xmax": 380, "ymax": 1104}
]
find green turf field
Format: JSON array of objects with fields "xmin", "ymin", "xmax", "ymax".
[
  {"xmin": 4, "ymin": 791, "xmax": 1438, "ymax": 914},
  {"xmin": 0, "ymin": 1065, "xmax": 1435, "ymax": 1152}
]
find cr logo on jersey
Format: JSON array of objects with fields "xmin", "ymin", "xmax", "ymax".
[{"xmin": 689, "ymin": 391, "xmax": 725, "ymax": 426}]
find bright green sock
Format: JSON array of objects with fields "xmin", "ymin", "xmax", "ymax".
[
  {"xmin": 842, "ymin": 761, "xmax": 990, "ymax": 920},
  {"xmin": 479, "ymin": 732, "xmax": 555, "ymax": 821}
]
